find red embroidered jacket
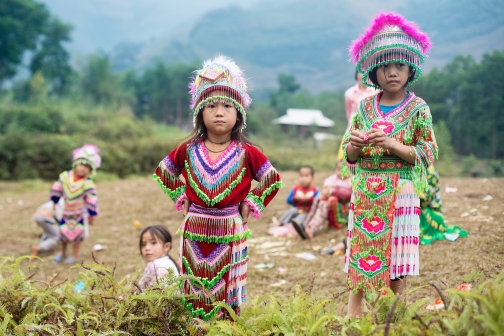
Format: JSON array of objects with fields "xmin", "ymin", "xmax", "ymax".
[{"xmin": 154, "ymin": 141, "xmax": 282, "ymax": 218}]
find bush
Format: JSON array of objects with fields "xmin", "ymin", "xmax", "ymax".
[
  {"xmin": 201, "ymin": 271, "xmax": 504, "ymax": 335},
  {"xmin": 433, "ymin": 121, "xmax": 459, "ymax": 177},
  {"xmin": 0, "ymin": 105, "xmax": 63, "ymax": 134},
  {"xmin": 0, "ymin": 103, "xmax": 179, "ymax": 180},
  {"xmin": 262, "ymin": 138, "xmax": 339, "ymax": 172},
  {"xmin": 1, "ymin": 257, "xmax": 503, "ymax": 335},
  {"xmin": 0, "ymin": 256, "xmax": 191, "ymax": 335}
]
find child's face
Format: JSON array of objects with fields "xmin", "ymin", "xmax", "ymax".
[
  {"xmin": 202, "ymin": 91, "xmax": 238, "ymax": 136},
  {"xmin": 74, "ymin": 164, "xmax": 91, "ymax": 178},
  {"xmin": 298, "ymin": 167, "xmax": 313, "ymax": 188},
  {"xmin": 141, "ymin": 231, "xmax": 171, "ymax": 262},
  {"xmin": 376, "ymin": 62, "xmax": 410, "ymax": 93},
  {"xmin": 321, "ymin": 184, "xmax": 332, "ymax": 198}
]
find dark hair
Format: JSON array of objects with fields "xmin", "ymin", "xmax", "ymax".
[
  {"xmin": 182, "ymin": 104, "xmax": 259, "ymax": 149},
  {"xmin": 354, "ymin": 69, "xmax": 358, "ymax": 81},
  {"xmin": 300, "ymin": 165, "xmax": 315, "ymax": 176},
  {"xmin": 139, "ymin": 225, "xmax": 180, "ymax": 272},
  {"xmin": 369, "ymin": 64, "xmax": 416, "ymax": 89}
]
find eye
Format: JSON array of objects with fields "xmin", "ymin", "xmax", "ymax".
[
  {"xmin": 397, "ymin": 63, "xmax": 405, "ymax": 68},
  {"xmin": 225, "ymin": 103, "xmax": 233, "ymax": 108},
  {"xmin": 207, "ymin": 103, "xmax": 216, "ymax": 108}
]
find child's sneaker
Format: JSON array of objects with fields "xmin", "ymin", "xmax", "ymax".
[{"xmin": 53, "ymin": 254, "xmax": 64, "ymax": 264}]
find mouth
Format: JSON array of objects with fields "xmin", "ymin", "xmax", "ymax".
[
  {"xmin": 387, "ymin": 81, "xmax": 400, "ymax": 85},
  {"xmin": 214, "ymin": 120, "xmax": 225, "ymax": 124}
]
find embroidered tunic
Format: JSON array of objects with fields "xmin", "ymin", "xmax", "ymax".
[
  {"xmin": 342, "ymin": 92, "xmax": 437, "ymax": 297},
  {"xmin": 50, "ymin": 171, "xmax": 98, "ymax": 243},
  {"xmin": 154, "ymin": 141, "xmax": 281, "ymax": 320}
]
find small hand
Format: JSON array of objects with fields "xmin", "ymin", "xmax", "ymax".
[
  {"xmin": 349, "ymin": 130, "xmax": 369, "ymax": 149},
  {"xmin": 183, "ymin": 199, "xmax": 191, "ymax": 217},
  {"xmin": 240, "ymin": 202, "xmax": 250, "ymax": 225},
  {"xmin": 89, "ymin": 216, "xmax": 97, "ymax": 225},
  {"xmin": 367, "ymin": 129, "xmax": 396, "ymax": 150}
]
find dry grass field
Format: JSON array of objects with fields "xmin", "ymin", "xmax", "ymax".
[{"xmin": 0, "ymin": 172, "xmax": 503, "ymax": 312}]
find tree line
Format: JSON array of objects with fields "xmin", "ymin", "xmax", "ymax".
[{"xmin": 1, "ymin": 0, "xmax": 503, "ymax": 162}]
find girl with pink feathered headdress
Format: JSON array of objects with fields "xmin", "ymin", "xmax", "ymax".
[
  {"xmin": 153, "ymin": 55, "xmax": 282, "ymax": 320},
  {"xmin": 50, "ymin": 144, "xmax": 100, "ymax": 264},
  {"xmin": 341, "ymin": 12, "xmax": 438, "ymax": 316}
]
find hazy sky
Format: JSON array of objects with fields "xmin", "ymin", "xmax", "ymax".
[{"xmin": 40, "ymin": 0, "xmax": 267, "ymax": 53}]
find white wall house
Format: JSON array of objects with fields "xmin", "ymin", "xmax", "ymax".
[{"xmin": 272, "ymin": 108, "xmax": 335, "ymax": 138}]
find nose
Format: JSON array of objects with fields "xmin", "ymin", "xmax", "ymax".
[
  {"xmin": 387, "ymin": 64, "xmax": 398, "ymax": 77},
  {"xmin": 214, "ymin": 103, "xmax": 225, "ymax": 117}
]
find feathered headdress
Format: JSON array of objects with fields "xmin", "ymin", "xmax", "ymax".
[
  {"xmin": 189, "ymin": 55, "xmax": 251, "ymax": 131},
  {"xmin": 72, "ymin": 144, "xmax": 101, "ymax": 176},
  {"xmin": 350, "ymin": 12, "xmax": 431, "ymax": 87}
]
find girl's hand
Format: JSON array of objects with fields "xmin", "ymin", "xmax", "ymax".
[
  {"xmin": 367, "ymin": 129, "xmax": 396, "ymax": 150},
  {"xmin": 89, "ymin": 216, "xmax": 97, "ymax": 225},
  {"xmin": 240, "ymin": 202, "xmax": 250, "ymax": 225},
  {"xmin": 349, "ymin": 130, "xmax": 369, "ymax": 149},
  {"xmin": 183, "ymin": 199, "xmax": 191, "ymax": 217}
]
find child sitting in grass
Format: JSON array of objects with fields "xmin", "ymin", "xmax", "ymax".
[
  {"xmin": 275, "ymin": 165, "xmax": 318, "ymax": 231},
  {"xmin": 138, "ymin": 225, "xmax": 180, "ymax": 289},
  {"xmin": 293, "ymin": 160, "xmax": 352, "ymax": 239}
]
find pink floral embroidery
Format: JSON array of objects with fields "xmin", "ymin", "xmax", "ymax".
[
  {"xmin": 366, "ymin": 177, "xmax": 386, "ymax": 195},
  {"xmin": 357, "ymin": 254, "xmax": 383, "ymax": 274},
  {"xmin": 371, "ymin": 120, "xmax": 395, "ymax": 135},
  {"xmin": 361, "ymin": 216, "xmax": 386, "ymax": 234}
]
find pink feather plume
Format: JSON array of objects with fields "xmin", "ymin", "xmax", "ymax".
[{"xmin": 350, "ymin": 12, "xmax": 431, "ymax": 63}]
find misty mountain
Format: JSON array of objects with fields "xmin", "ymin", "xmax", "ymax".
[{"xmin": 109, "ymin": 0, "xmax": 504, "ymax": 95}]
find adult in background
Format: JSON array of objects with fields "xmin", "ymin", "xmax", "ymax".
[{"xmin": 338, "ymin": 70, "xmax": 378, "ymax": 160}]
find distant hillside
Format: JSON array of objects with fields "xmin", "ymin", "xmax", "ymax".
[{"xmin": 110, "ymin": 0, "xmax": 504, "ymax": 97}]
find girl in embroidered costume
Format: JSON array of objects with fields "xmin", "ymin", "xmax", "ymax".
[
  {"xmin": 342, "ymin": 13, "xmax": 438, "ymax": 316},
  {"xmin": 52, "ymin": 144, "xmax": 100, "ymax": 264},
  {"xmin": 154, "ymin": 55, "xmax": 282, "ymax": 320}
]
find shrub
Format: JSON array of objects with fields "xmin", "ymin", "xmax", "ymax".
[
  {"xmin": 0, "ymin": 256, "xmax": 192, "ymax": 335},
  {"xmin": 1, "ymin": 257, "xmax": 503, "ymax": 335},
  {"xmin": 200, "ymin": 271, "xmax": 504, "ymax": 335},
  {"xmin": 0, "ymin": 105, "xmax": 63, "ymax": 134}
]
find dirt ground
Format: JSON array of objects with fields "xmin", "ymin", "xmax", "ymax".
[{"xmin": 0, "ymin": 172, "xmax": 503, "ymax": 312}]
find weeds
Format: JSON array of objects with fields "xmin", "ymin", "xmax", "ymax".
[{"xmin": 1, "ymin": 255, "xmax": 502, "ymax": 335}]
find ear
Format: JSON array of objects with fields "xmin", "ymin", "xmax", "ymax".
[{"xmin": 163, "ymin": 242, "xmax": 171, "ymax": 253}]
